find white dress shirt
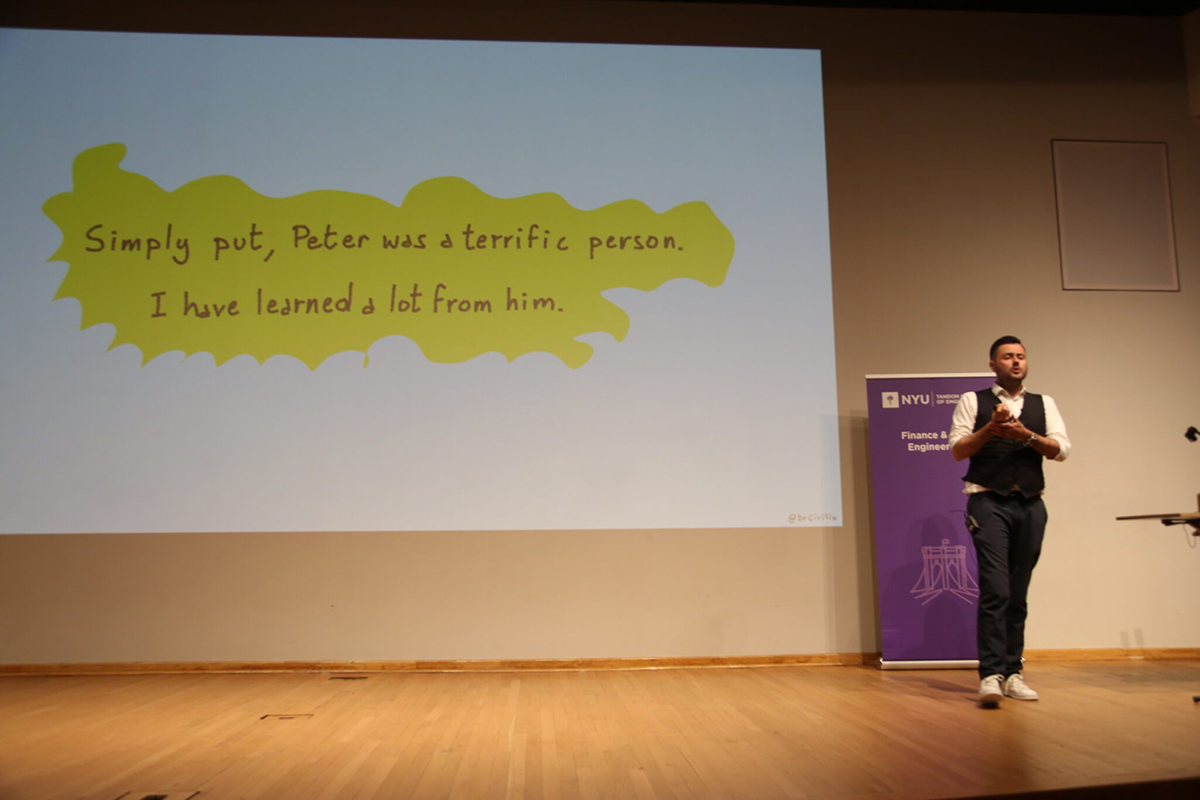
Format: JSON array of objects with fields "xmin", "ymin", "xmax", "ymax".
[{"xmin": 948, "ymin": 383, "xmax": 1070, "ymax": 494}]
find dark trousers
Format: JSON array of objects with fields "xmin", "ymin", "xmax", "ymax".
[{"xmin": 967, "ymin": 491, "xmax": 1047, "ymax": 679}]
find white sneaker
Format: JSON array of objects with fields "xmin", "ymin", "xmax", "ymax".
[
  {"xmin": 978, "ymin": 674, "xmax": 1004, "ymax": 707},
  {"xmin": 1004, "ymin": 673, "xmax": 1039, "ymax": 701}
]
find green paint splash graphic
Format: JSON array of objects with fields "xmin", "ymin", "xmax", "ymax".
[{"xmin": 43, "ymin": 144, "xmax": 734, "ymax": 368}]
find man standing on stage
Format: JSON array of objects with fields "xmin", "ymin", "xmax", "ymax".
[{"xmin": 949, "ymin": 336, "xmax": 1070, "ymax": 708}]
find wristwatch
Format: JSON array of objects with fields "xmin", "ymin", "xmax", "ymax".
[{"xmin": 1024, "ymin": 433, "xmax": 1038, "ymax": 447}]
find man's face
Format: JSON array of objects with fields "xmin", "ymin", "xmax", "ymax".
[{"xmin": 990, "ymin": 343, "xmax": 1028, "ymax": 384}]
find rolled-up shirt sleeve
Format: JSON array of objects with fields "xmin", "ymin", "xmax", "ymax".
[
  {"xmin": 948, "ymin": 391, "xmax": 978, "ymax": 450},
  {"xmin": 1043, "ymin": 395, "xmax": 1070, "ymax": 461}
]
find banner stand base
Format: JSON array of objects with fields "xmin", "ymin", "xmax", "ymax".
[{"xmin": 878, "ymin": 659, "xmax": 979, "ymax": 670}]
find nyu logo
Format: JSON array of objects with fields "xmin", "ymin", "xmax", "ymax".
[{"xmin": 882, "ymin": 392, "xmax": 930, "ymax": 408}]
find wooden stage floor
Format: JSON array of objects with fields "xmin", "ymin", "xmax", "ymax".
[{"xmin": 2, "ymin": 660, "xmax": 1198, "ymax": 800}]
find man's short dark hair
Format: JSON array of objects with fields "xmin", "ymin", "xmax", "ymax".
[{"xmin": 990, "ymin": 335, "xmax": 1023, "ymax": 361}]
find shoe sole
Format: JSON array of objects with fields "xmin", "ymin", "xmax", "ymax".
[
  {"xmin": 979, "ymin": 691, "xmax": 1002, "ymax": 708},
  {"xmin": 1004, "ymin": 693, "xmax": 1038, "ymax": 701}
]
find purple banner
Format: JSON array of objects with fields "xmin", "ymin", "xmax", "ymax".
[{"xmin": 866, "ymin": 374, "xmax": 995, "ymax": 664}]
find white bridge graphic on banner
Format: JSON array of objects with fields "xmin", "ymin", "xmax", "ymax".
[{"xmin": 910, "ymin": 538, "xmax": 980, "ymax": 605}]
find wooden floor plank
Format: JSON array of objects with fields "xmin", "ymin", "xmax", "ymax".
[{"xmin": 1, "ymin": 662, "xmax": 1198, "ymax": 799}]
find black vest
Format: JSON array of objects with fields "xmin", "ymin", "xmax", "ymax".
[{"xmin": 963, "ymin": 390, "xmax": 1047, "ymax": 498}]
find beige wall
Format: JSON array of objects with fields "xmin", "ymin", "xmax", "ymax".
[{"xmin": 2, "ymin": 2, "xmax": 1199, "ymax": 664}]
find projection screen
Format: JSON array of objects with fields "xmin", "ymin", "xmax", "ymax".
[{"xmin": 0, "ymin": 29, "xmax": 840, "ymax": 532}]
